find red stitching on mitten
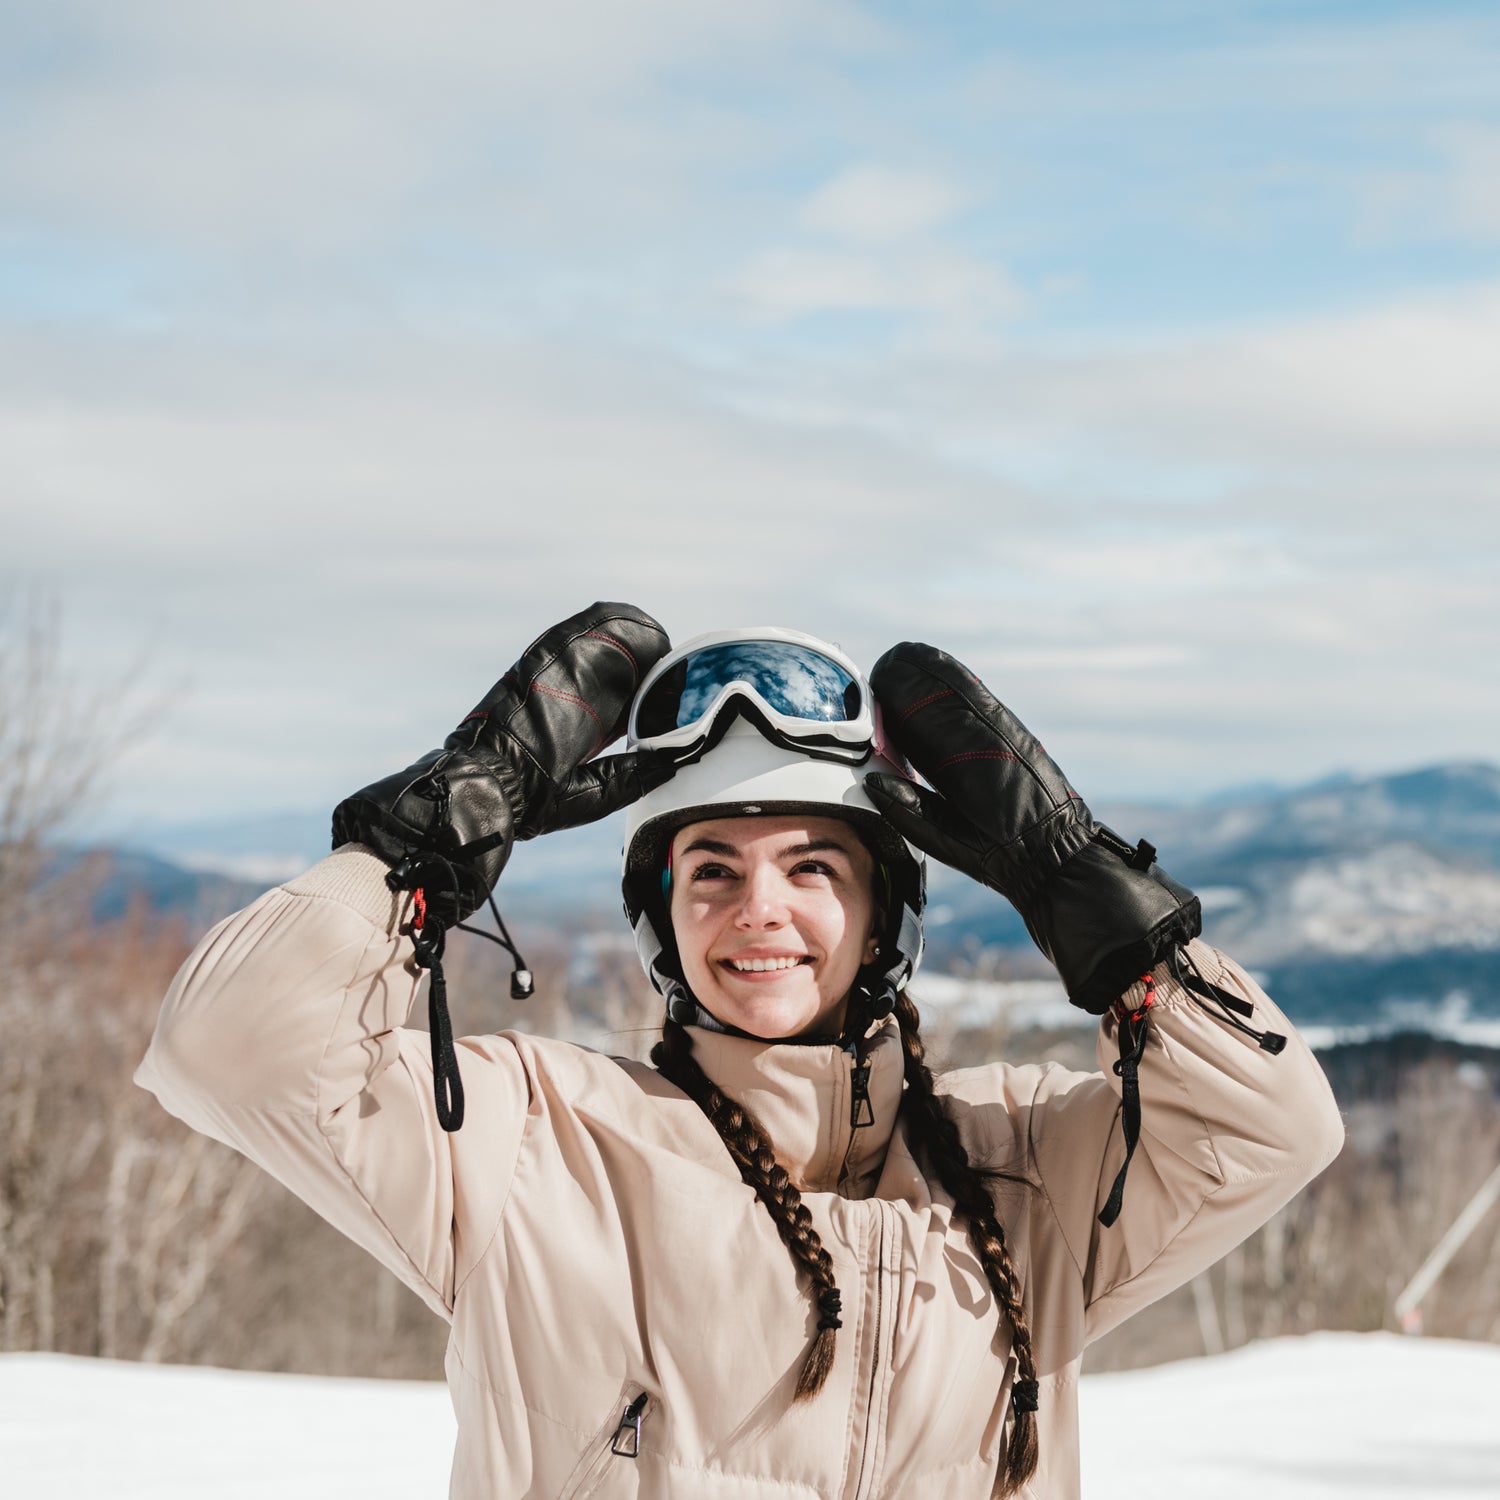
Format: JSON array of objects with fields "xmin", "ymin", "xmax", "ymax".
[
  {"xmin": 898, "ymin": 687, "xmax": 953, "ymax": 724},
  {"xmin": 933, "ymin": 749, "xmax": 1022, "ymax": 771},
  {"xmin": 530, "ymin": 682, "xmax": 604, "ymax": 732},
  {"xmin": 584, "ymin": 630, "xmax": 639, "ymax": 674}
]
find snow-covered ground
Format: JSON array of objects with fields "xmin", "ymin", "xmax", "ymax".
[
  {"xmin": 1080, "ymin": 1333, "xmax": 1500, "ymax": 1498},
  {"xmin": 4, "ymin": 1332, "xmax": 1497, "ymax": 1497}
]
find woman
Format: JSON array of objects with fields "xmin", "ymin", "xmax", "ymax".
[{"xmin": 138, "ymin": 603, "xmax": 1344, "ymax": 1499}]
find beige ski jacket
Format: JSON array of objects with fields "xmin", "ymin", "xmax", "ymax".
[{"xmin": 137, "ymin": 845, "xmax": 1344, "ymax": 1499}]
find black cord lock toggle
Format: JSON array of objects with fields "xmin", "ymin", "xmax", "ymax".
[{"xmin": 1170, "ymin": 948, "xmax": 1288, "ymax": 1054}]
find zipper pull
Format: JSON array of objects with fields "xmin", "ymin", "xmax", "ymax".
[
  {"xmin": 610, "ymin": 1394, "xmax": 647, "ymax": 1459},
  {"xmin": 849, "ymin": 1056, "xmax": 874, "ymax": 1129}
]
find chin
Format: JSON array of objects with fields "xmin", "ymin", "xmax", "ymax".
[{"xmin": 707, "ymin": 988, "xmax": 835, "ymax": 1042}]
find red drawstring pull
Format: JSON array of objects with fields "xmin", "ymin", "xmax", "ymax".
[
  {"xmin": 412, "ymin": 887, "xmax": 427, "ymax": 931},
  {"xmin": 1117, "ymin": 970, "xmax": 1155, "ymax": 1025}
]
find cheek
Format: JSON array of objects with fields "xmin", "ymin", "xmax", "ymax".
[
  {"xmin": 850, "ymin": 891, "xmax": 879, "ymax": 960},
  {"xmin": 824, "ymin": 893, "xmax": 877, "ymax": 970},
  {"xmin": 668, "ymin": 893, "xmax": 714, "ymax": 974}
]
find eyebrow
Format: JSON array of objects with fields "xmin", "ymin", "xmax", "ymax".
[
  {"xmin": 777, "ymin": 839, "xmax": 854, "ymax": 860},
  {"xmin": 680, "ymin": 837, "xmax": 740, "ymax": 858},
  {"xmin": 678, "ymin": 836, "xmax": 855, "ymax": 861}
]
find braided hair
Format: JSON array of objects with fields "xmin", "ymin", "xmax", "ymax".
[
  {"xmin": 650, "ymin": 1015, "xmax": 843, "ymax": 1399},
  {"xmin": 652, "ymin": 999, "xmax": 1040, "ymax": 1495},
  {"xmin": 892, "ymin": 989, "xmax": 1040, "ymax": 1496}
]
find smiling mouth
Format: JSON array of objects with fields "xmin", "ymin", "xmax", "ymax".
[{"xmin": 721, "ymin": 956, "xmax": 812, "ymax": 973}]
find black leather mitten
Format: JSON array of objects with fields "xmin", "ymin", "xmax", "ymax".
[
  {"xmin": 863, "ymin": 641, "xmax": 1200, "ymax": 1015},
  {"xmin": 331, "ymin": 602, "xmax": 672, "ymax": 1132},
  {"xmin": 333, "ymin": 601, "xmax": 672, "ymax": 925}
]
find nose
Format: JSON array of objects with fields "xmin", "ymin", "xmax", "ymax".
[{"xmin": 735, "ymin": 862, "xmax": 789, "ymax": 929}]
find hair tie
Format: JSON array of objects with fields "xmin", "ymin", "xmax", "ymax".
[
  {"xmin": 1010, "ymin": 1377, "xmax": 1039, "ymax": 1414},
  {"xmin": 816, "ymin": 1288, "xmax": 843, "ymax": 1330}
]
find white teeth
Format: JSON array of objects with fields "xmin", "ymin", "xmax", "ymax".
[{"xmin": 728, "ymin": 956, "xmax": 805, "ymax": 972}]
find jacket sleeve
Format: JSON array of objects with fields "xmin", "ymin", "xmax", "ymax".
[
  {"xmin": 133, "ymin": 844, "xmax": 533, "ymax": 1318},
  {"xmin": 1021, "ymin": 939, "xmax": 1344, "ymax": 1344}
]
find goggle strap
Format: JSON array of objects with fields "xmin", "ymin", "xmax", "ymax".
[{"xmin": 650, "ymin": 696, "xmax": 873, "ymax": 770}]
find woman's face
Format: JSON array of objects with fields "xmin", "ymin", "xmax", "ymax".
[{"xmin": 668, "ymin": 814, "xmax": 879, "ymax": 1041}]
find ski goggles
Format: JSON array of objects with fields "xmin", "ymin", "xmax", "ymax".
[{"xmin": 628, "ymin": 628, "xmax": 876, "ymax": 766}]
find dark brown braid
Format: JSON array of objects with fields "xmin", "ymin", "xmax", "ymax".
[
  {"xmin": 651, "ymin": 1015, "xmax": 842, "ymax": 1399},
  {"xmin": 893, "ymin": 989, "xmax": 1040, "ymax": 1497}
]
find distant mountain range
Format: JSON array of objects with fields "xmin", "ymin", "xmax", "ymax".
[
  {"xmin": 85, "ymin": 761, "xmax": 1500, "ymax": 1032},
  {"xmin": 945, "ymin": 762, "xmax": 1500, "ymax": 1028}
]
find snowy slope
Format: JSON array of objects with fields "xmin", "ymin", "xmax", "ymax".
[
  {"xmin": 4, "ymin": 1333, "xmax": 1497, "ymax": 1498},
  {"xmin": 1078, "ymin": 1333, "xmax": 1500, "ymax": 1498}
]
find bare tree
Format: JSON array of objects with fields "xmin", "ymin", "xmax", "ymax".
[{"xmin": 0, "ymin": 600, "xmax": 446, "ymax": 1374}]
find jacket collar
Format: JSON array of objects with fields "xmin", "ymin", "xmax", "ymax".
[{"xmin": 686, "ymin": 1013, "xmax": 905, "ymax": 1198}]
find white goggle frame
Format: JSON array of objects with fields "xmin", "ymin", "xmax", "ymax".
[{"xmin": 627, "ymin": 626, "xmax": 875, "ymax": 767}]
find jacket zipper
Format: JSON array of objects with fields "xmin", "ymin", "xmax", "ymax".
[
  {"xmin": 849, "ymin": 1049, "xmax": 874, "ymax": 1129},
  {"xmin": 847, "ymin": 1198, "xmax": 893, "ymax": 1500},
  {"xmin": 837, "ymin": 1037, "xmax": 875, "ymax": 1191},
  {"xmin": 610, "ymin": 1393, "xmax": 648, "ymax": 1458},
  {"xmin": 560, "ymin": 1389, "xmax": 652, "ymax": 1499}
]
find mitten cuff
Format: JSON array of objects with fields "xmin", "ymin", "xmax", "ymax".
[{"xmin": 1028, "ymin": 840, "xmax": 1202, "ymax": 1014}]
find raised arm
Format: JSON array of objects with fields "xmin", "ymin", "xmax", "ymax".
[
  {"xmin": 1029, "ymin": 939, "xmax": 1340, "ymax": 1338},
  {"xmin": 136, "ymin": 602, "xmax": 671, "ymax": 1312},
  {"xmin": 865, "ymin": 642, "xmax": 1343, "ymax": 1332}
]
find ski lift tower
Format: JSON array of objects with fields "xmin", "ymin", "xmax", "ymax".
[{"xmin": 1393, "ymin": 1159, "xmax": 1500, "ymax": 1334}]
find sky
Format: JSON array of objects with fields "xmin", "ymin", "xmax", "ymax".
[{"xmin": 2, "ymin": 1, "xmax": 1498, "ymax": 833}]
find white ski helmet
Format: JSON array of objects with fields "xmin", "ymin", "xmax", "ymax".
[{"xmin": 621, "ymin": 627, "xmax": 925, "ymax": 1018}]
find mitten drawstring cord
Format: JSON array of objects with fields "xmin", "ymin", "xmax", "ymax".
[
  {"xmin": 1098, "ymin": 971, "xmax": 1155, "ymax": 1227},
  {"xmin": 1170, "ymin": 946, "xmax": 1287, "ymax": 1054},
  {"xmin": 390, "ymin": 848, "xmax": 535, "ymax": 1134}
]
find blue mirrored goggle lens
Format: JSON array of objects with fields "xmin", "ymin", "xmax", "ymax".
[{"xmin": 637, "ymin": 641, "xmax": 861, "ymax": 739}]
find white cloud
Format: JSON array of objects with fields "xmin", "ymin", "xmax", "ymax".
[
  {"xmin": 0, "ymin": 0, "xmax": 886, "ymax": 255},
  {"xmin": 1357, "ymin": 123, "xmax": 1500, "ymax": 247},
  {"xmin": 4, "ymin": 2, "xmax": 1498, "ymax": 824},
  {"xmin": 726, "ymin": 161, "xmax": 1015, "ymax": 328},
  {"xmin": 802, "ymin": 165, "xmax": 962, "ymax": 241},
  {"xmin": 6, "ymin": 301, "xmax": 1497, "ymax": 820},
  {"xmin": 725, "ymin": 278, "xmax": 1500, "ymax": 496},
  {"xmin": 1439, "ymin": 123, "xmax": 1500, "ymax": 239},
  {"xmin": 728, "ymin": 245, "xmax": 1022, "ymax": 324}
]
